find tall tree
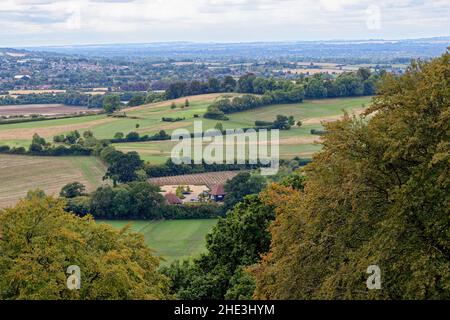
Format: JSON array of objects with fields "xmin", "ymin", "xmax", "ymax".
[
  {"xmin": 0, "ymin": 194, "xmax": 169, "ymax": 299},
  {"xmin": 102, "ymin": 95, "xmax": 121, "ymax": 114},
  {"xmin": 104, "ymin": 151, "xmax": 144, "ymax": 184},
  {"xmin": 223, "ymin": 172, "xmax": 266, "ymax": 212},
  {"xmin": 161, "ymin": 195, "xmax": 274, "ymax": 300},
  {"xmin": 252, "ymin": 51, "xmax": 450, "ymax": 300}
]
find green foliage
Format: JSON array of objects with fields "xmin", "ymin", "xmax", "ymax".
[
  {"xmin": 252, "ymin": 51, "xmax": 450, "ymax": 299},
  {"xmin": 29, "ymin": 133, "xmax": 47, "ymax": 152},
  {"xmin": 103, "ymin": 95, "xmax": 121, "ymax": 114},
  {"xmin": 60, "ymin": 182, "xmax": 86, "ymax": 198},
  {"xmin": 89, "ymin": 182, "xmax": 164, "ymax": 219},
  {"xmin": 272, "ymin": 115, "xmax": 292, "ymax": 130},
  {"xmin": 223, "ymin": 172, "xmax": 267, "ymax": 212},
  {"xmin": 203, "ymin": 107, "xmax": 229, "ymax": 120},
  {"xmin": 114, "ymin": 132, "xmax": 124, "ymax": 139},
  {"xmin": 126, "ymin": 131, "xmax": 140, "ymax": 141},
  {"xmin": 0, "ymin": 194, "xmax": 170, "ymax": 299},
  {"xmin": 161, "ymin": 195, "xmax": 274, "ymax": 299},
  {"xmin": 127, "ymin": 93, "xmax": 146, "ymax": 107},
  {"xmin": 104, "ymin": 151, "xmax": 144, "ymax": 184},
  {"xmin": 214, "ymin": 122, "xmax": 224, "ymax": 132}
]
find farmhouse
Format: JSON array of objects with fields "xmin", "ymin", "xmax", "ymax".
[
  {"xmin": 164, "ymin": 193, "xmax": 183, "ymax": 205},
  {"xmin": 210, "ymin": 184, "xmax": 226, "ymax": 202}
]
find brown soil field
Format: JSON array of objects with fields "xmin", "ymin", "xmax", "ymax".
[
  {"xmin": 0, "ymin": 154, "xmax": 107, "ymax": 208},
  {"xmin": 0, "ymin": 104, "xmax": 92, "ymax": 116},
  {"xmin": 148, "ymin": 171, "xmax": 240, "ymax": 188}
]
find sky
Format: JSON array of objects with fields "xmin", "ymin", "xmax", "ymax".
[{"xmin": 0, "ymin": 0, "xmax": 449, "ymax": 47}]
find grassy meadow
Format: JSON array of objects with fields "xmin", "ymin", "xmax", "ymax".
[
  {"xmin": 98, "ymin": 219, "xmax": 218, "ymax": 265},
  {"xmin": 0, "ymin": 94, "xmax": 372, "ymax": 194}
]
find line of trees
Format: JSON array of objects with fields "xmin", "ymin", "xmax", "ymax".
[
  {"xmin": 63, "ymin": 181, "xmax": 222, "ymax": 220},
  {"xmin": 144, "ymin": 159, "xmax": 281, "ymax": 178},
  {"xmin": 204, "ymin": 69, "xmax": 380, "ymax": 118},
  {"xmin": 165, "ymin": 76, "xmax": 237, "ymax": 99},
  {"xmin": 205, "ymin": 88, "xmax": 305, "ymax": 118},
  {"xmin": 0, "ymin": 91, "xmax": 105, "ymax": 108}
]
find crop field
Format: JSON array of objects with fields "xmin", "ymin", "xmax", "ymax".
[
  {"xmin": 0, "ymin": 154, "xmax": 107, "ymax": 208},
  {"xmin": 98, "ymin": 219, "xmax": 218, "ymax": 265},
  {"xmin": 0, "ymin": 95, "xmax": 372, "ymax": 164},
  {"xmin": 0, "ymin": 104, "xmax": 91, "ymax": 116},
  {"xmin": 148, "ymin": 171, "xmax": 240, "ymax": 188}
]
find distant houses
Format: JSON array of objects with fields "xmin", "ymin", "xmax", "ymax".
[{"xmin": 161, "ymin": 183, "xmax": 226, "ymax": 205}]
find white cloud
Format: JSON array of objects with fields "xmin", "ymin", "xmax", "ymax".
[{"xmin": 0, "ymin": 0, "xmax": 448, "ymax": 45}]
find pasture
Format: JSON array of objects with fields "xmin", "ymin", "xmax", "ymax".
[
  {"xmin": 98, "ymin": 219, "xmax": 218, "ymax": 265},
  {"xmin": 0, "ymin": 94, "xmax": 372, "ymax": 163},
  {"xmin": 0, "ymin": 154, "xmax": 106, "ymax": 208}
]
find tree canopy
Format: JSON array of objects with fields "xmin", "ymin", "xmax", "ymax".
[
  {"xmin": 252, "ymin": 50, "xmax": 450, "ymax": 299},
  {"xmin": 0, "ymin": 194, "xmax": 170, "ymax": 299}
]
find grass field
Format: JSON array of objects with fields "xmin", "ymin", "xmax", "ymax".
[
  {"xmin": 0, "ymin": 95, "xmax": 372, "ymax": 163},
  {"xmin": 0, "ymin": 154, "xmax": 107, "ymax": 208},
  {"xmin": 98, "ymin": 219, "xmax": 218, "ymax": 265}
]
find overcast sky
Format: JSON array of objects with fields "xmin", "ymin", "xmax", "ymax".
[{"xmin": 0, "ymin": 0, "xmax": 449, "ymax": 47}]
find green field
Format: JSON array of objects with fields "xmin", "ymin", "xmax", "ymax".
[
  {"xmin": 113, "ymin": 96, "xmax": 371, "ymax": 162},
  {"xmin": 0, "ymin": 154, "xmax": 106, "ymax": 208},
  {"xmin": 0, "ymin": 95, "xmax": 372, "ymax": 164},
  {"xmin": 98, "ymin": 219, "xmax": 218, "ymax": 264}
]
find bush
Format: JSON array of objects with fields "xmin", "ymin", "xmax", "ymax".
[
  {"xmin": 255, "ymin": 120, "xmax": 274, "ymax": 127},
  {"xmin": 162, "ymin": 117, "xmax": 185, "ymax": 122},
  {"xmin": 66, "ymin": 196, "xmax": 92, "ymax": 216},
  {"xmin": 126, "ymin": 131, "xmax": 140, "ymax": 141},
  {"xmin": 203, "ymin": 108, "xmax": 229, "ymax": 120},
  {"xmin": 159, "ymin": 203, "xmax": 223, "ymax": 219},
  {"xmin": 310, "ymin": 129, "xmax": 328, "ymax": 135}
]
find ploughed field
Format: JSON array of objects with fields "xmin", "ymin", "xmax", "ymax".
[
  {"xmin": 0, "ymin": 104, "xmax": 94, "ymax": 116},
  {"xmin": 0, "ymin": 154, "xmax": 106, "ymax": 208}
]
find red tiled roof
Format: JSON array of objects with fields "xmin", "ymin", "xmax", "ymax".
[
  {"xmin": 210, "ymin": 184, "xmax": 225, "ymax": 196},
  {"xmin": 165, "ymin": 193, "xmax": 182, "ymax": 205}
]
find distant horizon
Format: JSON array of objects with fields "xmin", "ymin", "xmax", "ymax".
[
  {"xmin": 5, "ymin": 35, "xmax": 449, "ymax": 50},
  {"xmin": 1, "ymin": 1, "xmax": 448, "ymax": 48}
]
